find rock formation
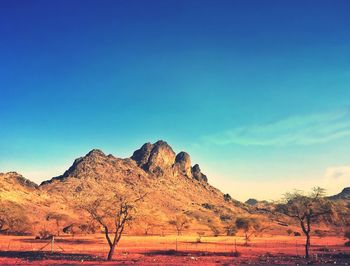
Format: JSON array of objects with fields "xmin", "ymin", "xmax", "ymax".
[{"xmin": 131, "ymin": 140, "xmax": 208, "ymax": 182}]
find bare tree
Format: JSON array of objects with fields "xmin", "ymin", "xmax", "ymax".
[
  {"xmin": 235, "ymin": 217, "xmax": 264, "ymax": 246},
  {"xmin": 275, "ymin": 187, "xmax": 333, "ymax": 259},
  {"xmin": 78, "ymin": 186, "xmax": 146, "ymax": 261},
  {"xmin": 169, "ymin": 215, "xmax": 190, "ymax": 236}
]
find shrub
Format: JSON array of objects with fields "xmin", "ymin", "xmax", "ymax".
[
  {"xmin": 225, "ymin": 225, "xmax": 237, "ymax": 236},
  {"xmin": 286, "ymin": 229, "xmax": 293, "ymax": 235},
  {"xmin": 38, "ymin": 229, "xmax": 53, "ymax": 240},
  {"xmin": 314, "ymin": 229, "xmax": 327, "ymax": 237}
]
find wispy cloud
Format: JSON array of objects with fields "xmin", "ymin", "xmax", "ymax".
[
  {"xmin": 324, "ymin": 165, "xmax": 350, "ymax": 181},
  {"xmin": 204, "ymin": 108, "xmax": 350, "ymax": 146}
]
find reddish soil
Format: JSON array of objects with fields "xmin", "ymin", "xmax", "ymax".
[{"xmin": 0, "ymin": 235, "xmax": 349, "ymax": 265}]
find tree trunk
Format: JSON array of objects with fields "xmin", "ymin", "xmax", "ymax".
[
  {"xmin": 107, "ymin": 244, "xmax": 115, "ymax": 261},
  {"xmin": 305, "ymin": 234, "xmax": 310, "ymax": 259}
]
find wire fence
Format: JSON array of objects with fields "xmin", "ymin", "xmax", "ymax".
[{"xmin": 0, "ymin": 235, "xmax": 347, "ymax": 264}]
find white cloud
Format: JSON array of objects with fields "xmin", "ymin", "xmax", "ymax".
[
  {"xmin": 204, "ymin": 108, "xmax": 350, "ymax": 146},
  {"xmin": 324, "ymin": 165, "xmax": 350, "ymax": 180}
]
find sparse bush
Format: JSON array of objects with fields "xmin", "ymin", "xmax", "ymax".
[
  {"xmin": 220, "ymin": 214, "xmax": 232, "ymax": 222},
  {"xmin": 235, "ymin": 217, "xmax": 264, "ymax": 246},
  {"xmin": 225, "ymin": 225, "xmax": 237, "ymax": 236},
  {"xmin": 202, "ymin": 203, "xmax": 214, "ymax": 210},
  {"xmin": 196, "ymin": 231, "xmax": 205, "ymax": 243},
  {"xmin": 208, "ymin": 224, "xmax": 220, "ymax": 237},
  {"xmin": 169, "ymin": 215, "xmax": 190, "ymax": 236},
  {"xmin": 314, "ymin": 229, "xmax": 327, "ymax": 238},
  {"xmin": 286, "ymin": 229, "xmax": 293, "ymax": 236},
  {"xmin": 38, "ymin": 229, "xmax": 53, "ymax": 240},
  {"xmin": 223, "ymin": 194, "xmax": 232, "ymax": 202},
  {"xmin": 46, "ymin": 212, "xmax": 69, "ymax": 236}
]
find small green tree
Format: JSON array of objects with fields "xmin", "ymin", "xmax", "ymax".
[
  {"xmin": 235, "ymin": 217, "xmax": 263, "ymax": 246},
  {"xmin": 276, "ymin": 187, "xmax": 333, "ymax": 259}
]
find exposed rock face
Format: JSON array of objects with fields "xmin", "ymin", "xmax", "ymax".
[
  {"xmin": 146, "ymin": 141, "xmax": 176, "ymax": 176},
  {"xmin": 131, "ymin": 140, "xmax": 208, "ymax": 182},
  {"xmin": 131, "ymin": 141, "xmax": 176, "ymax": 176},
  {"xmin": 131, "ymin": 143, "xmax": 153, "ymax": 168},
  {"xmin": 191, "ymin": 164, "xmax": 208, "ymax": 182},
  {"xmin": 174, "ymin": 152, "xmax": 192, "ymax": 178}
]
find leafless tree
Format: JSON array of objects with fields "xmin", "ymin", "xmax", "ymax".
[
  {"xmin": 169, "ymin": 215, "xmax": 190, "ymax": 236},
  {"xmin": 77, "ymin": 185, "xmax": 146, "ymax": 261},
  {"xmin": 275, "ymin": 187, "xmax": 333, "ymax": 259}
]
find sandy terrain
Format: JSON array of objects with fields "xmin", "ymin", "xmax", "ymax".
[{"xmin": 0, "ymin": 234, "xmax": 349, "ymax": 265}]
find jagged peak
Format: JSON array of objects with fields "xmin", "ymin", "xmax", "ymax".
[
  {"xmin": 86, "ymin": 149, "xmax": 106, "ymax": 157},
  {"xmin": 131, "ymin": 141, "xmax": 209, "ymax": 182},
  {"xmin": 0, "ymin": 171, "xmax": 38, "ymax": 189}
]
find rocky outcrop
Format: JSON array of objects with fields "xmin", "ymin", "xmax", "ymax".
[
  {"xmin": 131, "ymin": 141, "xmax": 176, "ymax": 176},
  {"xmin": 146, "ymin": 141, "xmax": 176, "ymax": 176},
  {"xmin": 131, "ymin": 140, "xmax": 208, "ymax": 182},
  {"xmin": 173, "ymin": 152, "xmax": 192, "ymax": 178},
  {"xmin": 131, "ymin": 143, "xmax": 153, "ymax": 168},
  {"xmin": 191, "ymin": 164, "xmax": 208, "ymax": 182}
]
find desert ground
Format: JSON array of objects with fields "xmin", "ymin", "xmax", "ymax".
[{"xmin": 0, "ymin": 234, "xmax": 349, "ymax": 265}]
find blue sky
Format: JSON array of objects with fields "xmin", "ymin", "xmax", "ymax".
[{"xmin": 1, "ymin": 0, "xmax": 350, "ymax": 200}]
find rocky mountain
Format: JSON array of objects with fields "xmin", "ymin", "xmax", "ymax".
[
  {"xmin": 1, "ymin": 141, "xmax": 348, "ymax": 236},
  {"xmin": 0, "ymin": 140, "xmax": 250, "ymax": 235}
]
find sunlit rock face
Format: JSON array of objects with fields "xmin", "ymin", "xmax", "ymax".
[
  {"xmin": 173, "ymin": 152, "xmax": 192, "ymax": 178},
  {"xmin": 191, "ymin": 164, "xmax": 208, "ymax": 183},
  {"xmin": 131, "ymin": 140, "xmax": 208, "ymax": 183},
  {"xmin": 131, "ymin": 140, "xmax": 176, "ymax": 176}
]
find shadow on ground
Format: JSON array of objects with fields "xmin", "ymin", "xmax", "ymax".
[
  {"xmin": 20, "ymin": 238, "xmax": 99, "ymax": 245},
  {"xmin": 0, "ymin": 251, "xmax": 101, "ymax": 261},
  {"xmin": 144, "ymin": 249, "xmax": 240, "ymax": 257}
]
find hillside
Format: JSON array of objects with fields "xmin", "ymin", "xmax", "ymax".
[
  {"xmin": 1, "ymin": 141, "xmax": 251, "ymax": 235},
  {"xmin": 2, "ymin": 140, "xmax": 348, "ymax": 236}
]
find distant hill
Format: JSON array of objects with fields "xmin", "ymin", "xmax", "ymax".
[{"xmin": 328, "ymin": 187, "xmax": 350, "ymax": 200}]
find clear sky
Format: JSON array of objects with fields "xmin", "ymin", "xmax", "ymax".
[{"xmin": 1, "ymin": 0, "xmax": 350, "ymax": 201}]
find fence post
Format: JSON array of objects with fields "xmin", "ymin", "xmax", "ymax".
[{"xmin": 51, "ymin": 236, "xmax": 55, "ymax": 253}]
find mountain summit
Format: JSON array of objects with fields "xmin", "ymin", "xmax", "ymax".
[{"xmin": 131, "ymin": 140, "xmax": 207, "ymax": 181}]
